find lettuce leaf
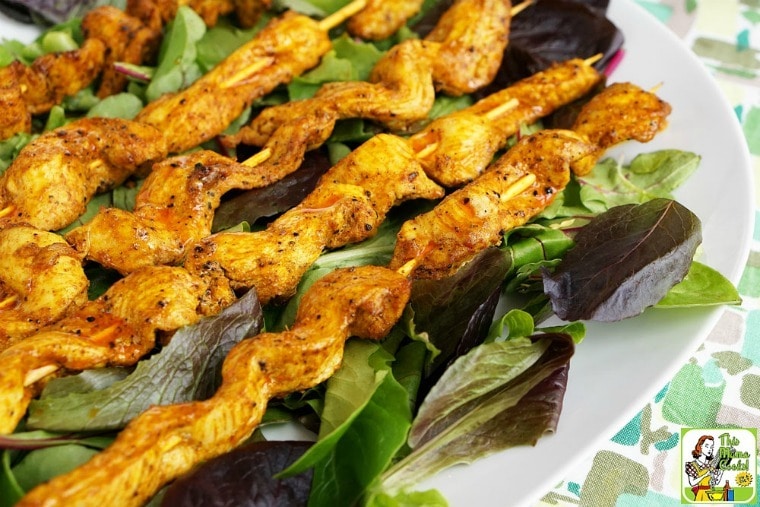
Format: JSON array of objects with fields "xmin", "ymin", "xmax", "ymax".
[
  {"xmin": 378, "ymin": 333, "xmax": 575, "ymax": 492},
  {"xmin": 145, "ymin": 6, "xmax": 206, "ymax": 102},
  {"xmin": 543, "ymin": 198, "xmax": 702, "ymax": 321},
  {"xmin": 577, "ymin": 150, "xmax": 701, "ymax": 213},
  {"xmin": 26, "ymin": 288, "xmax": 263, "ymax": 431},
  {"xmin": 280, "ymin": 340, "xmax": 412, "ymax": 507}
]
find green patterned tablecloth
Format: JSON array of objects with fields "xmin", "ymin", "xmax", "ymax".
[{"xmin": 538, "ymin": 1, "xmax": 760, "ymax": 505}]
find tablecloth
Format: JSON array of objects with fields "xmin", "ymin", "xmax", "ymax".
[{"xmin": 537, "ymin": 1, "xmax": 760, "ymax": 505}]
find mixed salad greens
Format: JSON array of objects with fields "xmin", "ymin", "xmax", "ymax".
[{"xmin": 0, "ymin": 0, "xmax": 743, "ymax": 505}]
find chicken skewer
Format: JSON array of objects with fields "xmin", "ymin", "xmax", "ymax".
[
  {"xmin": 0, "ymin": 118, "xmax": 168, "ymax": 231},
  {"xmin": 134, "ymin": 0, "xmax": 366, "ymax": 154},
  {"xmin": 391, "ymin": 82, "xmax": 673, "ymax": 279},
  {"xmin": 0, "ymin": 38, "xmax": 106, "ymax": 140},
  {"xmin": 0, "ymin": 265, "xmax": 207, "ymax": 434},
  {"xmin": 223, "ymin": 59, "xmax": 601, "ymax": 203},
  {"xmin": 16, "ymin": 265, "xmax": 411, "ymax": 507},
  {"xmin": 0, "ymin": 225, "xmax": 89, "ymax": 351},
  {"xmin": 184, "ymin": 133, "xmax": 444, "ymax": 308},
  {"xmin": 63, "ymin": 111, "xmax": 337, "ymax": 274},
  {"xmin": 237, "ymin": 0, "xmax": 516, "ymax": 150}
]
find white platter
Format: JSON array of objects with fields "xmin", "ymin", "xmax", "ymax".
[
  {"xmin": 421, "ymin": 0, "xmax": 754, "ymax": 505},
  {"xmin": 0, "ymin": 0, "xmax": 754, "ymax": 505}
]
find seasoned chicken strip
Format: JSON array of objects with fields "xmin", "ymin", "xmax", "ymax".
[
  {"xmin": 570, "ymin": 82, "xmax": 672, "ymax": 176},
  {"xmin": 82, "ymin": 5, "xmax": 163, "ymax": 98},
  {"xmin": 390, "ymin": 130, "xmax": 597, "ymax": 279},
  {"xmin": 425, "ymin": 0, "xmax": 511, "ymax": 96},
  {"xmin": 0, "ymin": 225, "xmax": 88, "ymax": 351},
  {"xmin": 346, "ymin": 0, "xmax": 425, "ymax": 40},
  {"xmin": 0, "ymin": 65, "xmax": 31, "ymax": 140},
  {"xmin": 135, "ymin": 11, "xmax": 332, "ymax": 154},
  {"xmin": 240, "ymin": 0, "xmax": 512, "ymax": 147},
  {"xmin": 184, "ymin": 0, "xmax": 234, "ymax": 25},
  {"xmin": 6, "ymin": 38, "xmax": 106, "ymax": 116},
  {"xmin": 66, "ymin": 111, "xmax": 338, "ymax": 275},
  {"xmin": 409, "ymin": 58, "xmax": 602, "ymax": 187},
  {"xmin": 186, "ymin": 133, "xmax": 443, "ymax": 307},
  {"xmin": 17, "ymin": 266, "xmax": 410, "ymax": 507},
  {"xmin": 239, "ymin": 38, "xmax": 436, "ymax": 146},
  {"xmin": 0, "ymin": 118, "xmax": 167, "ymax": 231},
  {"xmin": 0, "ymin": 266, "xmax": 205, "ymax": 434},
  {"xmin": 232, "ymin": 0, "xmax": 272, "ymax": 27},
  {"xmin": 0, "ymin": 39, "xmax": 106, "ymax": 139}
]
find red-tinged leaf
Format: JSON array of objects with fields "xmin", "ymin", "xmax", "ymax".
[
  {"xmin": 211, "ymin": 149, "xmax": 332, "ymax": 232},
  {"xmin": 542, "ymin": 198, "xmax": 702, "ymax": 322},
  {"xmin": 161, "ymin": 440, "xmax": 313, "ymax": 507}
]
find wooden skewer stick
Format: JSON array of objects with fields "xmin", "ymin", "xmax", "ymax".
[
  {"xmin": 318, "ymin": 0, "xmax": 368, "ymax": 31},
  {"xmin": 220, "ymin": 56, "xmax": 276, "ymax": 89},
  {"xmin": 510, "ymin": 0, "xmax": 536, "ymax": 17},
  {"xmin": 23, "ymin": 364, "xmax": 60, "ymax": 387},
  {"xmin": 584, "ymin": 53, "xmax": 604, "ymax": 66},
  {"xmin": 483, "ymin": 97, "xmax": 521, "ymax": 121},
  {"xmin": 0, "ymin": 205, "xmax": 13, "ymax": 219},
  {"xmin": 0, "ymin": 295, "xmax": 18, "ymax": 310},
  {"xmin": 22, "ymin": 324, "xmax": 121, "ymax": 387},
  {"xmin": 500, "ymin": 173, "xmax": 537, "ymax": 202},
  {"xmin": 241, "ymin": 147, "xmax": 272, "ymax": 167}
]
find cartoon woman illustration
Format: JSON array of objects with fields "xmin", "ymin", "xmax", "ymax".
[{"xmin": 685, "ymin": 435, "xmax": 724, "ymax": 501}]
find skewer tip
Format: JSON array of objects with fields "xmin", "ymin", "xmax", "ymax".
[
  {"xmin": 318, "ymin": 0, "xmax": 368, "ymax": 31},
  {"xmin": 510, "ymin": 0, "xmax": 535, "ymax": 17},
  {"xmin": 0, "ymin": 205, "xmax": 15, "ymax": 220},
  {"xmin": 242, "ymin": 147, "xmax": 273, "ymax": 167},
  {"xmin": 583, "ymin": 53, "xmax": 604, "ymax": 66}
]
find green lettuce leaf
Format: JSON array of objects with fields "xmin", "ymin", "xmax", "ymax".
[
  {"xmin": 656, "ymin": 261, "xmax": 742, "ymax": 308},
  {"xmin": 279, "ymin": 340, "xmax": 412, "ymax": 507},
  {"xmin": 26, "ymin": 288, "xmax": 263, "ymax": 431},
  {"xmin": 577, "ymin": 150, "xmax": 701, "ymax": 213},
  {"xmin": 145, "ymin": 6, "xmax": 206, "ymax": 102}
]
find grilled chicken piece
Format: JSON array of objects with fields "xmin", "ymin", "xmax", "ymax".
[
  {"xmin": 82, "ymin": 5, "xmax": 163, "ymax": 98},
  {"xmin": 410, "ymin": 58, "xmax": 602, "ymax": 187},
  {"xmin": 0, "ymin": 118, "xmax": 167, "ymax": 231},
  {"xmin": 186, "ymin": 134, "xmax": 443, "ymax": 307},
  {"xmin": 0, "ymin": 266, "xmax": 205, "ymax": 434},
  {"xmin": 232, "ymin": 0, "xmax": 272, "ymax": 27},
  {"xmin": 0, "ymin": 39, "xmax": 105, "ymax": 139},
  {"xmin": 229, "ymin": 0, "xmax": 510, "ymax": 150},
  {"xmin": 0, "ymin": 225, "xmax": 88, "ymax": 351},
  {"xmin": 66, "ymin": 111, "xmax": 337, "ymax": 275},
  {"xmin": 390, "ymin": 130, "xmax": 597, "ymax": 279},
  {"xmin": 135, "ymin": 11, "xmax": 332, "ymax": 154},
  {"xmin": 17, "ymin": 265, "xmax": 410, "ymax": 507},
  {"xmin": 346, "ymin": 0, "xmax": 424, "ymax": 40},
  {"xmin": 184, "ymin": 0, "xmax": 234, "ymax": 25},
  {"xmin": 6, "ymin": 38, "xmax": 106, "ymax": 116},
  {"xmin": 570, "ymin": 82, "xmax": 672, "ymax": 176},
  {"xmin": 425, "ymin": 0, "xmax": 511, "ymax": 96},
  {"xmin": 0, "ymin": 65, "xmax": 32, "ymax": 140},
  {"xmin": 237, "ymin": 38, "xmax": 436, "ymax": 147}
]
